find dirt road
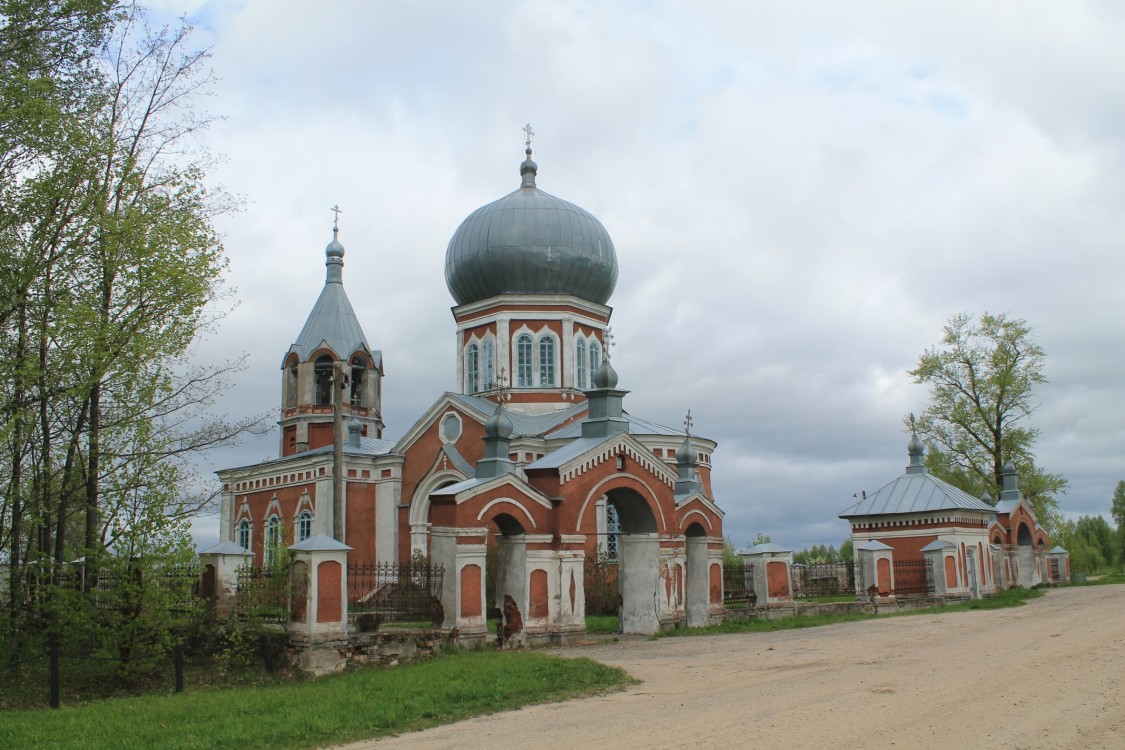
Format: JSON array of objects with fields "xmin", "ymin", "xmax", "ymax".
[{"xmin": 338, "ymin": 585, "xmax": 1125, "ymax": 749}]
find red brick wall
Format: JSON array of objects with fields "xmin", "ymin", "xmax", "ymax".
[
  {"xmin": 767, "ymin": 561, "xmax": 790, "ymax": 598},
  {"xmin": 460, "ymin": 564, "xmax": 482, "ymax": 618},
  {"xmin": 316, "ymin": 560, "xmax": 342, "ymax": 623}
]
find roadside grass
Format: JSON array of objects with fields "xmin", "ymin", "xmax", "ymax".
[
  {"xmin": 0, "ymin": 650, "xmax": 633, "ymax": 750},
  {"xmin": 585, "ymin": 614, "xmax": 620, "ymax": 634},
  {"xmin": 656, "ymin": 586, "xmax": 1045, "ymax": 639}
]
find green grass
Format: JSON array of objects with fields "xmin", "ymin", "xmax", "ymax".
[
  {"xmin": 0, "ymin": 650, "xmax": 633, "ymax": 750},
  {"xmin": 655, "ymin": 586, "xmax": 1045, "ymax": 638},
  {"xmin": 584, "ymin": 614, "xmax": 620, "ymax": 634}
]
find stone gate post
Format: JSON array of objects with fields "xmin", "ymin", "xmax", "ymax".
[
  {"xmin": 921, "ymin": 540, "xmax": 955, "ymax": 596},
  {"xmin": 856, "ymin": 540, "xmax": 895, "ymax": 602},
  {"xmin": 197, "ymin": 540, "xmax": 253, "ymax": 615},
  {"xmin": 287, "ymin": 533, "xmax": 351, "ymax": 675},
  {"xmin": 743, "ymin": 542, "xmax": 793, "ymax": 607}
]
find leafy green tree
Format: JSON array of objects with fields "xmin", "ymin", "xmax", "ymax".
[
  {"xmin": 909, "ymin": 312, "xmax": 1067, "ymax": 530},
  {"xmin": 0, "ymin": 4, "xmax": 258, "ymax": 653},
  {"xmin": 1112, "ymin": 481, "xmax": 1125, "ymax": 567}
]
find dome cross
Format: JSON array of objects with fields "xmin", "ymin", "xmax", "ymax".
[
  {"xmin": 523, "ymin": 123, "xmax": 535, "ymax": 150},
  {"xmin": 330, "ymin": 204, "xmax": 342, "ymax": 232}
]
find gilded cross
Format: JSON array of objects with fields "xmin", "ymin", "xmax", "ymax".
[
  {"xmin": 523, "ymin": 123, "xmax": 535, "ymax": 149},
  {"xmin": 331, "ymin": 204, "xmax": 342, "ymax": 232}
]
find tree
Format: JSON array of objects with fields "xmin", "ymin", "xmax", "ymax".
[
  {"xmin": 0, "ymin": 4, "xmax": 259, "ymax": 652},
  {"xmin": 909, "ymin": 312, "xmax": 1067, "ymax": 529},
  {"xmin": 1112, "ymin": 481, "xmax": 1125, "ymax": 567}
]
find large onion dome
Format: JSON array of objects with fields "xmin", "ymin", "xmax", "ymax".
[{"xmin": 444, "ymin": 145, "xmax": 618, "ymax": 306}]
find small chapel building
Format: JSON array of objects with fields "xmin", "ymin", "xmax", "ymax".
[
  {"xmin": 215, "ymin": 140, "xmax": 727, "ymax": 639},
  {"xmin": 839, "ymin": 431, "xmax": 1067, "ymax": 598}
]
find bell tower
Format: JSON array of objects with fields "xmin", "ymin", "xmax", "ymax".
[{"xmin": 279, "ymin": 211, "xmax": 384, "ymax": 455}]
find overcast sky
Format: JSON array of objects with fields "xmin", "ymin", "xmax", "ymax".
[{"xmin": 155, "ymin": 1, "xmax": 1125, "ymax": 552}]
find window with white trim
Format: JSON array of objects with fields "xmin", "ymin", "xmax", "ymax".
[
  {"xmin": 516, "ymin": 334, "xmax": 533, "ymax": 387},
  {"xmin": 589, "ymin": 340, "xmax": 602, "ymax": 375},
  {"xmin": 465, "ymin": 342, "xmax": 480, "ymax": 394},
  {"xmin": 265, "ymin": 515, "xmax": 281, "ymax": 565},
  {"xmin": 482, "ymin": 339, "xmax": 494, "ymax": 390},
  {"xmin": 539, "ymin": 334, "xmax": 556, "ymax": 386},
  {"xmin": 297, "ymin": 511, "xmax": 312, "ymax": 542},
  {"xmin": 576, "ymin": 338, "xmax": 587, "ymax": 389},
  {"xmin": 238, "ymin": 519, "xmax": 251, "ymax": 551}
]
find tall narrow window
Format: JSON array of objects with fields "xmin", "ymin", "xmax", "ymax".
[
  {"xmin": 465, "ymin": 343, "xmax": 480, "ymax": 394},
  {"xmin": 516, "ymin": 334, "xmax": 533, "ymax": 387},
  {"xmin": 576, "ymin": 338, "xmax": 587, "ymax": 389},
  {"xmin": 238, "ymin": 519, "xmax": 251, "ymax": 551},
  {"xmin": 314, "ymin": 356, "xmax": 333, "ymax": 405},
  {"xmin": 589, "ymin": 340, "xmax": 602, "ymax": 376},
  {"xmin": 350, "ymin": 356, "xmax": 365, "ymax": 406},
  {"xmin": 297, "ymin": 511, "xmax": 312, "ymax": 542},
  {"xmin": 265, "ymin": 515, "xmax": 281, "ymax": 565},
  {"xmin": 482, "ymin": 339, "xmax": 494, "ymax": 390},
  {"xmin": 539, "ymin": 335, "xmax": 556, "ymax": 386}
]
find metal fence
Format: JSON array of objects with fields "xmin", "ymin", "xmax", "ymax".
[
  {"xmin": 722, "ymin": 562, "xmax": 756, "ymax": 606},
  {"xmin": 234, "ymin": 565, "xmax": 290, "ymax": 624},
  {"xmin": 892, "ymin": 558, "xmax": 935, "ymax": 595},
  {"xmin": 792, "ymin": 561, "xmax": 855, "ymax": 598},
  {"xmin": 348, "ymin": 561, "xmax": 444, "ymax": 627}
]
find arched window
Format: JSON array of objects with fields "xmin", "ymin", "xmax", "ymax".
[
  {"xmin": 539, "ymin": 335, "xmax": 556, "ymax": 386},
  {"xmin": 576, "ymin": 338, "xmax": 587, "ymax": 390},
  {"xmin": 482, "ymin": 339, "xmax": 494, "ymax": 390},
  {"xmin": 297, "ymin": 511, "xmax": 312, "ymax": 542},
  {"xmin": 350, "ymin": 356, "xmax": 366, "ymax": 406},
  {"xmin": 237, "ymin": 519, "xmax": 251, "ymax": 551},
  {"xmin": 589, "ymin": 340, "xmax": 602, "ymax": 376},
  {"xmin": 465, "ymin": 343, "xmax": 479, "ymax": 394},
  {"xmin": 516, "ymin": 334, "xmax": 533, "ymax": 387},
  {"xmin": 265, "ymin": 515, "xmax": 281, "ymax": 566},
  {"xmin": 314, "ymin": 356, "xmax": 334, "ymax": 405}
]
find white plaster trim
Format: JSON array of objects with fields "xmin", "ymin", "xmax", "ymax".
[
  {"xmin": 557, "ymin": 433, "xmax": 677, "ymax": 487},
  {"xmin": 576, "ymin": 473, "xmax": 667, "ymax": 533},
  {"xmin": 476, "ymin": 497, "xmax": 538, "ymax": 530}
]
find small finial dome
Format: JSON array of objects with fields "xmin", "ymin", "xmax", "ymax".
[
  {"xmin": 908, "ymin": 432, "xmax": 923, "ymax": 458},
  {"xmin": 484, "ymin": 402, "xmax": 513, "ymax": 439},
  {"xmin": 326, "ymin": 228, "xmax": 345, "ymax": 259},
  {"xmin": 592, "ymin": 358, "xmax": 618, "ymax": 389},
  {"xmin": 676, "ymin": 435, "xmax": 694, "ymax": 465},
  {"xmin": 347, "ymin": 418, "xmax": 362, "ymax": 447},
  {"xmin": 1003, "ymin": 459, "xmax": 1016, "ymax": 474}
]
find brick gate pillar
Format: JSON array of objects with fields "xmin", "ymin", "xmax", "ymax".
[
  {"xmin": 921, "ymin": 540, "xmax": 955, "ymax": 595},
  {"xmin": 743, "ymin": 542, "xmax": 793, "ymax": 607},
  {"xmin": 856, "ymin": 540, "xmax": 895, "ymax": 602},
  {"xmin": 197, "ymin": 540, "xmax": 253, "ymax": 615},
  {"xmin": 430, "ymin": 526, "xmax": 488, "ymax": 642},
  {"xmin": 287, "ymin": 533, "xmax": 351, "ymax": 675}
]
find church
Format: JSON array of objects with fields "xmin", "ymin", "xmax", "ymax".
[{"xmin": 215, "ymin": 135, "xmax": 727, "ymax": 639}]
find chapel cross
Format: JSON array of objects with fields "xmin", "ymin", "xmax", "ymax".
[
  {"xmin": 909, "ymin": 412, "xmax": 917, "ymax": 434},
  {"xmin": 603, "ymin": 327, "xmax": 614, "ymax": 359},
  {"xmin": 523, "ymin": 123, "xmax": 535, "ymax": 149},
  {"xmin": 495, "ymin": 367, "xmax": 511, "ymax": 402},
  {"xmin": 331, "ymin": 204, "xmax": 342, "ymax": 231},
  {"xmin": 683, "ymin": 409, "xmax": 693, "ymax": 437}
]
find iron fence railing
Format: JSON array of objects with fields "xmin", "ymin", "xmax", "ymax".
[
  {"xmin": 791, "ymin": 561, "xmax": 856, "ymax": 598},
  {"xmin": 892, "ymin": 558, "xmax": 934, "ymax": 596},
  {"xmin": 234, "ymin": 565, "xmax": 289, "ymax": 625},
  {"xmin": 722, "ymin": 562, "xmax": 756, "ymax": 606},
  {"xmin": 348, "ymin": 561, "xmax": 444, "ymax": 627}
]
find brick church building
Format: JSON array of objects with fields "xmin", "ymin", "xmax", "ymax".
[{"xmin": 216, "ymin": 138, "xmax": 726, "ymax": 639}]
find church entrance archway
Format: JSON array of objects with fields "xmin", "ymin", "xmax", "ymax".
[
  {"xmin": 607, "ymin": 488, "xmax": 661, "ymax": 634},
  {"xmin": 488, "ymin": 512, "xmax": 529, "ymax": 646},
  {"xmin": 684, "ymin": 522, "xmax": 709, "ymax": 627}
]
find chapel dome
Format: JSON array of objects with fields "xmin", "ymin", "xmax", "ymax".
[{"xmin": 444, "ymin": 147, "xmax": 618, "ymax": 306}]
